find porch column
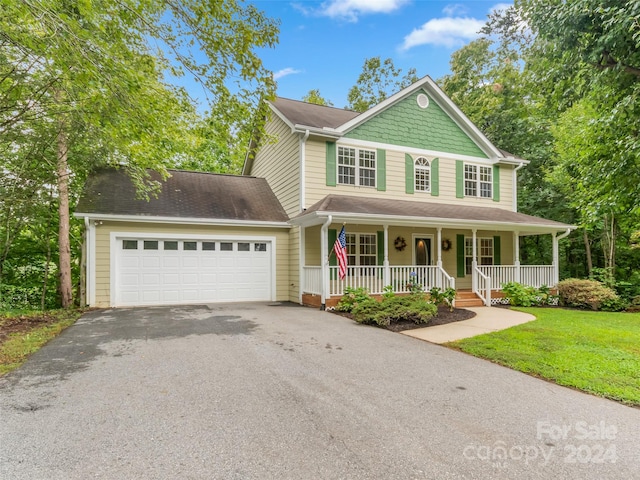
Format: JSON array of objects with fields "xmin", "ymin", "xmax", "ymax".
[
  {"xmin": 320, "ymin": 216, "xmax": 332, "ymax": 310},
  {"xmin": 552, "ymin": 231, "xmax": 559, "ymax": 286},
  {"xmin": 472, "ymin": 229, "xmax": 478, "ymax": 293},
  {"xmin": 436, "ymin": 227, "xmax": 442, "ymax": 288},
  {"xmin": 514, "ymin": 231, "xmax": 521, "ymax": 283},
  {"xmin": 299, "ymin": 226, "xmax": 306, "ymax": 304},
  {"xmin": 383, "ymin": 224, "xmax": 390, "ymax": 287}
]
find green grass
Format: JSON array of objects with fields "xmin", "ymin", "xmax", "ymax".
[
  {"xmin": 449, "ymin": 308, "xmax": 640, "ymax": 406},
  {"xmin": 0, "ymin": 309, "xmax": 83, "ymax": 375}
]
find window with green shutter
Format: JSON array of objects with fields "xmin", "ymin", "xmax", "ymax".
[
  {"xmin": 326, "ymin": 142, "xmax": 336, "ymax": 187},
  {"xmin": 431, "ymin": 158, "xmax": 439, "ymax": 196},
  {"xmin": 376, "ymin": 149, "xmax": 386, "ymax": 191},
  {"xmin": 405, "ymin": 154, "xmax": 414, "ymax": 194},
  {"xmin": 456, "ymin": 160, "xmax": 464, "ymax": 198},
  {"xmin": 493, "ymin": 235, "xmax": 501, "ymax": 265},
  {"xmin": 456, "ymin": 234, "xmax": 465, "ymax": 277}
]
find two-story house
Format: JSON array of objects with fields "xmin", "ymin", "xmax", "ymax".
[{"xmin": 76, "ymin": 76, "xmax": 573, "ymax": 308}]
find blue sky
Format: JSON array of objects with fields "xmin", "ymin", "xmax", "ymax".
[{"xmin": 260, "ymin": 0, "xmax": 510, "ymax": 108}]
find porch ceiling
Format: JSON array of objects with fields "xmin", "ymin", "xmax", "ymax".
[{"xmin": 292, "ymin": 195, "xmax": 574, "ymax": 234}]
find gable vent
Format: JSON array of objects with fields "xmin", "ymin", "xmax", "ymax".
[{"xmin": 417, "ymin": 93, "xmax": 429, "ymax": 109}]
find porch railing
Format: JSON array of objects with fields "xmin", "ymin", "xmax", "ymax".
[
  {"xmin": 303, "ymin": 265, "xmax": 456, "ymax": 297},
  {"xmin": 473, "ymin": 266, "xmax": 491, "ymax": 306},
  {"xmin": 520, "ymin": 266, "xmax": 556, "ymax": 288},
  {"xmin": 302, "ymin": 266, "xmax": 322, "ymax": 295},
  {"xmin": 329, "ymin": 266, "xmax": 385, "ymax": 296},
  {"xmin": 477, "ymin": 265, "xmax": 556, "ymax": 290}
]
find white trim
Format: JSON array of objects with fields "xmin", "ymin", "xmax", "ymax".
[
  {"xmin": 411, "ymin": 234, "xmax": 435, "ymax": 266},
  {"xmin": 337, "ymin": 77, "xmax": 503, "ymax": 159},
  {"xmin": 335, "ymin": 137, "xmax": 495, "ymax": 164},
  {"xmin": 88, "ymin": 219, "xmax": 96, "ymax": 307},
  {"xmin": 74, "ymin": 213, "xmax": 290, "ymax": 229},
  {"xmin": 109, "ymin": 231, "xmax": 277, "ymax": 307},
  {"xmin": 291, "ymin": 211, "xmax": 575, "ymax": 235},
  {"xmin": 300, "ymin": 129, "xmax": 310, "ymax": 211},
  {"xmin": 299, "ymin": 226, "xmax": 305, "ymax": 304},
  {"xmin": 293, "ymin": 124, "xmax": 343, "ymax": 138},
  {"xmin": 336, "ymin": 145, "xmax": 377, "ymax": 189}
]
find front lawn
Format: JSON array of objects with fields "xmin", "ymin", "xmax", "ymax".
[
  {"xmin": 449, "ymin": 308, "xmax": 640, "ymax": 406},
  {"xmin": 0, "ymin": 309, "xmax": 83, "ymax": 375}
]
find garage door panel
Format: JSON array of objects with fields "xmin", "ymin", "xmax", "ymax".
[
  {"xmin": 142, "ymin": 257, "xmax": 161, "ymax": 268},
  {"xmin": 116, "ymin": 237, "xmax": 272, "ymax": 306},
  {"xmin": 163, "ymin": 257, "xmax": 180, "ymax": 268}
]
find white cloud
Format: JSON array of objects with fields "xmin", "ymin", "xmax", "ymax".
[
  {"xmin": 273, "ymin": 67, "xmax": 302, "ymax": 80},
  {"xmin": 442, "ymin": 4, "xmax": 467, "ymax": 16},
  {"xmin": 401, "ymin": 17, "xmax": 485, "ymax": 50},
  {"xmin": 400, "ymin": 3, "xmax": 512, "ymax": 50},
  {"xmin": 318, "ymin": 0, "xmax": 410, "ymax": 22}
]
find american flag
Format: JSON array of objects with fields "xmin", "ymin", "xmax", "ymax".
[{"xmin": 334, "ymin": 226, "xmax": 348, "ymax": 279}]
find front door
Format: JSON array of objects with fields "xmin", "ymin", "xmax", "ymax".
[{"xmin": 414, "ymin": 237, "xmax": 432, "ymax": 266}]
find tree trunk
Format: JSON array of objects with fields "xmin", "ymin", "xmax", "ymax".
[
  {"xmin": 583, "ymin": 229, "xmax": 593, "ymax": 277},
  {"xmin": 601, "ymin": 213, "xmax": 616, "ymax": 285},
  {"xmin": 56, "ymin": 115, "xmax": 73, "ymax": 308}
]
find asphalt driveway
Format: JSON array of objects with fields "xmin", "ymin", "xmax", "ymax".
[{"xmin": 1, "ymin": 303, "xmax": 638, "ymax": 479}]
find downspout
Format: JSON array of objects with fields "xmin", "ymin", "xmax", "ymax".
[
  {"xmin": 320, "ymin": 215, "xmax": 333, "ymax": 310},
  {"xmin": 512, "ymin": 162, "xmax": 524, "ymax": 212},
  {"xmin": 298, "ymin": 130, "xmax": 310, "ymax": 305},
  {"xmin": 84, "ymin": 217, "xmax": 92, "ymax": 307},
  {"xmin": 299, "ymin": 129, "xmax": 310, "ymax": 212},
  {"xmin": 553, "ymin": 228, "xmax": 572, "ymax": 285}
]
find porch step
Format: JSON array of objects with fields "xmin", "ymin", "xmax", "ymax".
[{"xmin": 455, "ymin": 290, "xmax": 484, "ymax": 307}]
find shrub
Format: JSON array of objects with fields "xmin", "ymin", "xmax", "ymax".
[
  {"xmin": 557, "ymin": 279, "xmax": 622, "ymax": 311},
  {"xmin": 429, "ymin": 287, "xmax": 456, "ymax": 311},
  {"xmin": 336, "ymin": 287, "xmax": 372, "ymax": 313},
  {"xmin": 352, "ymin": 295, "xmax": 437, "ymax": 327},
  {"xmin": 501, "ymin": 282, "xmax": 558, "ymax": 307}
]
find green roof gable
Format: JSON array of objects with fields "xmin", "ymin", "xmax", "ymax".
[{"xmin": 344, "ymin": 90, "xmax": 488, "ymax": 158}]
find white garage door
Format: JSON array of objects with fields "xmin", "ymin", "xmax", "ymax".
[{"xmin": 115, "ymin": 237, "xmax": 273, "ymax": 306}]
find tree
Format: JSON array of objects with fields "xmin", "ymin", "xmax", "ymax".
[
  {"xmin": 518, "ymin": 0, "xmax": 640, "ymax": 282},
  {"xmin": 1, "ymin": 0, "xmax": 279, "ymax": 307},
  {"xmin": 347, "ymin": 57, "xmax": 418, "ymax": 112},
  {"xmin": 302, "ymin": 89, "xmax": 333, "ymax": 106}
]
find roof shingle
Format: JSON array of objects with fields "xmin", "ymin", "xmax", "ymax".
[
  {"xmin": 76, "ymin": 168, "xmax": 289, "ymax": 223},
  {"xmin": 272, "ymin": 97, "xmax": 361, "ymax": 129},
  {"xmin": 296, "ymin": 195, "xmax": 570, "ymax": 229}
]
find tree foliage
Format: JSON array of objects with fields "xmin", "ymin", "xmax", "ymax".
[
  {"xmin": 0, "ymin": 0, "xmax": 279, "ymax": 308},
  {"xmin": 347, "ymin": 57, "xmax": 417, "ymax": 112},
  {"xmin": 302, "ymin": 89, "xmax": 333, "ymax": 106}
]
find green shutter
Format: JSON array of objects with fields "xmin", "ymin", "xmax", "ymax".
[
  {"xmin": 376, "ymin": 149, "xmax": 386, "ymax": 191},
  {"xmin": 377, "ymin": 231, "xmax": 384, "ymax": 266},
  {"xmin": 493, "ymin": 164, "xmax": 500, "ymax": 202},
  {"xmin": 328, "ymin": 229, "xmax": 337, "ymax": 267},
  {"xmin": 493, "ymin": 235, "xmax": 501, "ymax": 265},
  {"xmin": 326, "ymin": 142, "xmax": 336, "ymax": 187},
  {"xmin": 456, "ymin": 160, "xmax": 464, "ymax": 198},
  {"xmin": 456, "ymin": 234, "xmax": 466, "ymax": 277},
  {"xmin": 431, "ymin": 158, "xmax": 439, "ymax": 196},
  {"xmin": 405, "ymin": 154, "xmax": 414, "ymax": 194}
]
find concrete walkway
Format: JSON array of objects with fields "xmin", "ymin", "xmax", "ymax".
[{"xmin": 402, "ymin": 306, "xmax": 536, "ymax": 344}]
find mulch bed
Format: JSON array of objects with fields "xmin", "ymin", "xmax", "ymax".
[
  {"xmin": 0, "ymin": 313, "xmax": 60, "ymax": 345},
  {"xmin": 331, "ymin": 305, "xmax": 476, "ymax": 332}
]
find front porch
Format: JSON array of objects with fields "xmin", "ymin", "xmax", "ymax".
[
  {"xmin": 291, "ymin": 195, "xmax": 573, "ymax": 309},
  {"xmin": 302, "ymin": 264, "xmax": 556, "ymax": 308}
]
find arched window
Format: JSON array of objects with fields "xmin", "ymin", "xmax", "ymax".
[{"xmin": 414, "ymin": 157, "xmax": 430, "ymax": 192}]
